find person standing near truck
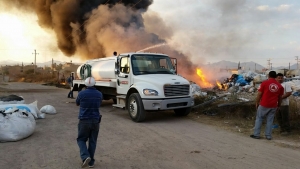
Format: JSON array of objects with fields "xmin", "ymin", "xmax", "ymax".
[
  {"xmin": 250, "ymin": 71, "xmax": 283, "ymax": 140},
  {"xmin": 76, "ymin": 77, "xmax": 103, "ymax": 168},
  {"xmin": 276, "ymin": 73, "xmax": 292, "ymax": 135},
  {"xmin": 67, "ymin": 73, "xmax": 74, "ymax": 98}
]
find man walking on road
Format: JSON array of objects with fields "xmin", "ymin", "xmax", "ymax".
[
  {"xmin": 250, "ymin": 71, "xmax": 283, "ymax": 140},
  {"xmin": 76, "ymin": 77, "xmax": 103, "ymax": 168},
  {"xmin": 276, "ymin": 73, "xmax": 292, "ymax": 135}
]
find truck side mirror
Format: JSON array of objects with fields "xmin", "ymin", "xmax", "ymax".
[
  {"xmin": 115, "ymin": 69, "xmax": 120, "ymax": 74},
  {"xmin": 115, "ymin": 58, "xmax": 120, "ymax": 75}
]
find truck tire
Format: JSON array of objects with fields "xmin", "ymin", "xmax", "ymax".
[
  {"xmin": 127, "ymin": 93, "xmax": 146, "ymax": 122},
  {"xmin": 174, "ymin": 107, "xmax": 191, "ymax": 116}
]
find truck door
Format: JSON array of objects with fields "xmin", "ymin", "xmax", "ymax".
[{"xmin": 117, "ymin": 56, "xmax": 131, "ymax": 95}]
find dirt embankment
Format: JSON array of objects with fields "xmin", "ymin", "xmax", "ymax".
[{"xmin": 191, "ymin": 90, "xmax": 300, "ymax": 148}]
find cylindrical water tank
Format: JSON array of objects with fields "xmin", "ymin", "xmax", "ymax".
[{"xmin": 77, "ymin": 57, "xmax": 117, "ymax": 80}]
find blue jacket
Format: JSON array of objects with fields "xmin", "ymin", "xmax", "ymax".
[{"xmin": 76, "ymin": 87, "xmax": 103, "ymax": 120}]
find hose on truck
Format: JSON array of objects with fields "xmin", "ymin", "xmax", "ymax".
[{"xmin": 79, "ymin": 64, "xmax": 92, "ymax": 80}]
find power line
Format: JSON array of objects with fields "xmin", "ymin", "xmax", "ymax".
[
  {"xmin": 267, "ymin": 58, "xmax": 271, "ymax": 70},
  {"xmin": 32, "ymin": 49, "xmax": 39, "ymax": 74}
]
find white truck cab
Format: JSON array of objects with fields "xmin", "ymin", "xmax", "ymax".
[{"xmin": 72, "ymin": 52, "xmax": 194, "ymax": 122}]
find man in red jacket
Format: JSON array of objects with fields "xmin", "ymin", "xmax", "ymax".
[{"xmin": 250, "ymin": 71, "xmax": 283, "ymax": 140}]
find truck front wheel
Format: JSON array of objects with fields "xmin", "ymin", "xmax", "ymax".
[
  {"xmin": 174, "ymin": 107, "xmax": 191, "ymax": 116},
  {"xmin": 127, "ymin": 93, "xmax": 146, "ymax": 122}
]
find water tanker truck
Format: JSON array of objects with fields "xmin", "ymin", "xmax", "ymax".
[{"xmin": 72, "ymin": 52, "xmax": 194, "ymax": 122}]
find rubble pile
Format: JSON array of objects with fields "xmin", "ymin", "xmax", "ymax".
[
  {"xmin": 218, "ymin": 71, "xmax": 264, "ymax": 94},
  {"xmin": 191, "ymin": 70, "xmax": 300, "ymax": 116}
]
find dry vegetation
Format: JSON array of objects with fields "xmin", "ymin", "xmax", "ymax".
[{"xmin": 4, "ymin": 69, "xmax": 71, "ymax": 89}]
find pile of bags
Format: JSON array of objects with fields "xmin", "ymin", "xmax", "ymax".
[{"xmin": 0, "ymin": 95, "xmax": 57, "ymax": 142}]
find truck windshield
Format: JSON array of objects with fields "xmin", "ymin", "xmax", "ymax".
[{"xmin": 131, "ymin": 55, "xmax": 175, "ymax": 75}]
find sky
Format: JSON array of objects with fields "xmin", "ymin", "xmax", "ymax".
[{"xmin": 0, "ymin": 0, "xmax": 299, "ymax": 68}]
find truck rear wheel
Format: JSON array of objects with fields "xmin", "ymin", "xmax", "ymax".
[
  {"xmin": 174, "ymin": 107, "xmax": 191, "ymax": 116},
  {"xmin": 127, "ymin": 93, "xmax": 146, "ymax": 122}
]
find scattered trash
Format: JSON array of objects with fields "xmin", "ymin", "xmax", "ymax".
[
  {"xmin": 0, "ymin": 101, "xmax": 41, "ymax": 118},
  {"xmin": 238, "ymin": 98, "xmax": 250, "ymax": 102}
]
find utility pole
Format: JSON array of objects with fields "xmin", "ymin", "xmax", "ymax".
[
  {"xmin": 32, "ymin": 49, "xmax": 39, "ymax": 74},
  {"xmin": 267, "ymin": 59, "xmax": 271, "ymax": 70},
  {"xmin": 270, "ymin": 63, "xmax": 272, "ymax": 70},
  {"xmin": 295, "ymin": 56, "xmax": 299, "ymax": 70}
]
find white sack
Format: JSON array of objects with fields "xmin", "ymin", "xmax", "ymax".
[
  {"xmin": 242, "ymin": 85, "xmax": 252, "ymax": 90},
  {"xmin": 37, "ymin": 113, "xmax": 46, "ymax": 119},
  {"xmin": 0, "ymin": 110, "xmax": 36, "ymax": 142},
  {"xmin": 40, "ymin": 105, "xmax": 57, "ymax": 114},
  {"xmin": 253, "ymin": 74, "xmax": 267, "ymax": 83},
  {"xmin": 0, "ymin": 101, "xmax": 40, "ymax": 118},
  {"xmin": 288, "ymin": 80, "xmax": 300, "ymax": 92}
]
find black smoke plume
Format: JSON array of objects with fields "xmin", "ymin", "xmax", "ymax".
[
  {"xmin": 2, "ymin": 0, "xmax": 208, "ymax": 85},
  {"xmin": 2, "ymin": 0, "xmax": 156, "ymax": 59}
]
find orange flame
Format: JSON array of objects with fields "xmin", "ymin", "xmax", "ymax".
[
  {"xmin": 216, "ymin": 80, "xmax": 222, "ymax": 90},
  {"xmin": 196, "ymin": 68, "xmax": 213, "ymax": 88}
]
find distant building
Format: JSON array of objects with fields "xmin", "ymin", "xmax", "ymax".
[{"xmin": 62, "ymin": 62, "xmax": 78, "ymax": 72}]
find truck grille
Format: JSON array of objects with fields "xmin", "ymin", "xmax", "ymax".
[{"xmin": 164, "ymin": 84, "xmax": 190, "ymax": 97}]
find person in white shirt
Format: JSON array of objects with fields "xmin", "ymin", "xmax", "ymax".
[{"xmin": 276, "ymin": 73, "xmax": 292, "ymax": 135}]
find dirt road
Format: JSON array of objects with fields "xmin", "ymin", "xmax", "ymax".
[{"xmin": 0, "ymin": 82, "xmax": 300, "ymax": 169}]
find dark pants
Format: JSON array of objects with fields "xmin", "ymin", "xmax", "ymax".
[
  {"xmin": 77, "ymin": 119, "xmax": 99, "ymax": 166},
  {"xmin": 276, "ymin": 105, "xmax": 291, "ymax": 132},
  {"xmin": 68, "ymin": 90, "xmax": 73, "ymax": 98},
  {"xmin": 68, "ymin": 84, "xmax": 73, "ymax": 98}
]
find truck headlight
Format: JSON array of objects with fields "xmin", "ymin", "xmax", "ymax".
[{"xmin": 143, "ymin": 89, "xmax": 158, "ymax": 96}]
